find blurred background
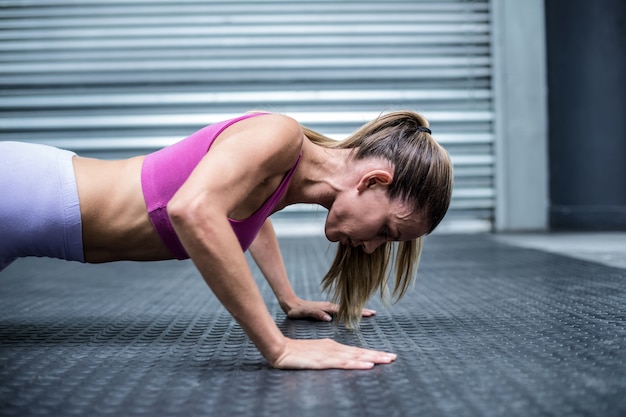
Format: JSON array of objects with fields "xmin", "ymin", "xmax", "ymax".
[{"xmin": 1, "ymin": 0, "xmax": 624, "ymax": 235}]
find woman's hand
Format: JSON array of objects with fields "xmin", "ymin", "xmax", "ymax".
[
  {"xmin": 247, "ymin": 222, "xmax": 377, "ymax": 323},
  {"xmin": 281, "ymin": 298, "xmax": 376, "ymax": 322},
  {"xmin": 271, "ymin": 337, "xmax": 396, "ymax": 370}
]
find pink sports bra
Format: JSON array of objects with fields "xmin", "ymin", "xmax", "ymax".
[{"xmin": 141, "ymin": 113, "xmax": 301, "ymax": 259}]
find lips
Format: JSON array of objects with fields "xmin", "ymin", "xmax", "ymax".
[
  {"xmin": 339, "ymin": 235, "xmax": 361, "ymax": 248},
  {"xmin": 347, "ymin": 238, "xmax": 360, "ymax": 248}
]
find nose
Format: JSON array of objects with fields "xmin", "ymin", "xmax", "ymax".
[{"xmin": 362, "ymin": 237, "xmax": 386, "ymax": 254}]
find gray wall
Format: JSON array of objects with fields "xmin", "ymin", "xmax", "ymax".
[
  {"xmin": 491, "ymin": 0, "xmax": 548, "ymax": 232},
  {"xmin": 545, "ymin": 0, "xmax": 626, "ymax": 230}
]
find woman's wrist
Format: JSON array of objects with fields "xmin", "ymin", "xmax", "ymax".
[
  {"xmin": 264, "ymin": 339, "xmax": 289, "ymax": 366},
  {"xmin": 249, "ymin": 325, "xmax": 289, "ymax": 365},
  {"xmin": 277, "ymin": 293, "xmax": 300, "ymax": 314}
]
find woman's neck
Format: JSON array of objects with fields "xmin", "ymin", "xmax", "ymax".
[{"xmin": 284, "ymin": 139, "xmax": 352, "ymax": 209}]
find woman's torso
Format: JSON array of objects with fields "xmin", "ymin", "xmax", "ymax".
[
  {"xmin": 73, "ymin": 155, "xmax": 170, "ymax": 262},
  {"xmin": 74, "ymin": 114, "xmax": 298, "ymax": 263}
]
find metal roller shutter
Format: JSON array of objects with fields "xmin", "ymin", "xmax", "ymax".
[{"xmin": 0, "ymin": 0, "xmax": 494, "ymax": 232}]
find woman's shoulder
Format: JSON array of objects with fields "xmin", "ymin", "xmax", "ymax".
[
  {"xmin": 233, "ymin": 113, "xmax": 304, "ymax": 165},
  {"xmin": 247, "ymin": 113, "xmax": 303, "ymax": 143}
]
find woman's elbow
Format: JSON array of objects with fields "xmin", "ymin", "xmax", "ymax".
[
  {"xmin": 167, "ymin": 195, "xmax": 201, "ymax": 228},
  {"xmin": 168, "ymin": 193, "xmax": 226, "ymax": 231}
]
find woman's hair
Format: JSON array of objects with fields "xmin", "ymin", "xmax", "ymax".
[{"xmin": 301, "ymin": 111, "xmax": 453, "ymax": 328}]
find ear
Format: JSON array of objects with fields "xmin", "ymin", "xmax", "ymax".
[{"xmin": 356, "ymin": 169, "xmax": 393, "ymax": 193}]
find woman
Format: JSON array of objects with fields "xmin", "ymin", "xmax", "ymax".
[{"xmin": 0, "ymin": 111, "xmax": 453, "ymax": 370}]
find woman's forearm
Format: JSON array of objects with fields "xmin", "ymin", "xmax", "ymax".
[
  {"xmin": 248, "ymin": 219, "xmax": 298, "ymax": 311},
  {"xmin": 169, "ymin": 205, "xmax": 287, "ymax": 363}
]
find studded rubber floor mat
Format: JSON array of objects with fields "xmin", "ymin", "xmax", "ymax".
[{"xmin": 0, "ymin": 235, "xmax": 624, "ymax": 417}]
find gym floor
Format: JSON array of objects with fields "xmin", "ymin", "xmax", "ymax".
[{"xmin": 0, "ymin": 234, "xmax": 624, "ymax": 417}]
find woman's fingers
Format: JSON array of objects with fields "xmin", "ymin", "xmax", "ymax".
[
  {"xmin": 361, "ymin": 307, "xmax": 377, "ymax": 317},
  {"xmin": 285, "ymin": 299, "xmax": 377, "ymax": 321},
  {"xmin": 271, "ymin": 338, "xmax": 397, "ymax": 370},
  {"xmin": 286, "ymin": 300, "xmax": 335, "ymax": 320}
]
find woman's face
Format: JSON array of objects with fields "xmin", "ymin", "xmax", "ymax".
[{"xmin": 325, "ymin": 181, "xmax": 427, "ymax": 254}]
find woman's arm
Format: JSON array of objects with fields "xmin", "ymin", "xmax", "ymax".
[
  {"xmin": 249, "ymin": 219, "xmax": 376, "ymax": 321},
  {"xmin": 167, "ymin": 114, "xmax": 394, "ymax": 369},
  {"xmin": 248, "ymin": 219, "xmax": 300, "ymax": 313}
]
